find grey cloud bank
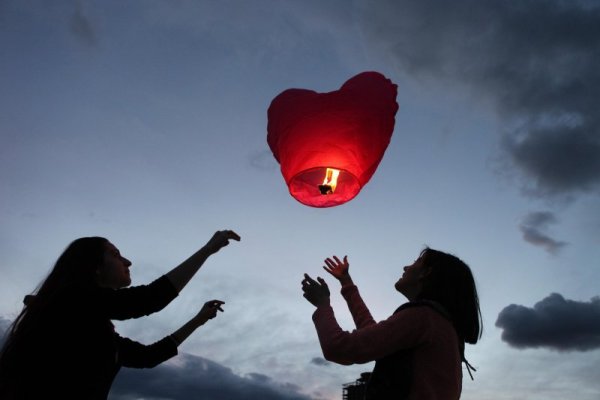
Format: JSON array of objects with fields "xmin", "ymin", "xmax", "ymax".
[
  {"xmin": 110, "ymin": 354, "xmax": 316, "ymax": 400},
  {"xmin": 359, "ymin": 0, "xmax": 600, "ymax": 198},
  {"xmin": 496, "ymin": 293, "xmax": 600, "ymax": 351}
]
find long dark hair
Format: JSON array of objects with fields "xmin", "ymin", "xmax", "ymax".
[
  {"xmin": 0, "ymin": 237, "xmax": 108, "ymax": 382},
  {"xmin": 417, "ymin": 247, "xmax": 482, "ymax": 345}
]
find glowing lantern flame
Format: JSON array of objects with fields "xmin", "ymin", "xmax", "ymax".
[{"xmin": 318, "ymin": 168, "xmax": 340, "ymax": 195}]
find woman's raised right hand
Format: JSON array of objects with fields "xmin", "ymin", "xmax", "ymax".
[
  {"xmin": 205, "ymin": 230, "xmax": 241, "ymax": 254},
  {"xmin": 323, "ymin": 255, "xmax": 351, "ymax": 284}
]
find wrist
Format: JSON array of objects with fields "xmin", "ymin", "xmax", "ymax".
[
  {"xmin": 200, "ymin": 244, "xmax": 216, "ymax": 257},
  {"xmin": 317, "ymin": 297, "xmax": 331, "ymax": 308},
  {"xmin": 193, "ymin": 315, "xmax": 208, "ymax": 326},
  {"xmin": 339, "ymin": 275, "xmax": 353, "ymax": 286}
]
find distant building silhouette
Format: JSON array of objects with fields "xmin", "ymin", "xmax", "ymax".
[{"xmin": 342, "ymin": 372, "xmax": 371, "ymax": 400}]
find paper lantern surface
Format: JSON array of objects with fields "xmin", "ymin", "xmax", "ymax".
[{"xmin": 267, "ymin": 71, "xmax": 398, "ymax": 207}]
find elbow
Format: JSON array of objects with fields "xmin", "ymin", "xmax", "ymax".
[
  {"xmin": 146, "ymin": 359, "xmax": 164, "ymax": 369},
  {"xmin": 322, "ymin": 348, "xmax": 353, "ymax": 366},
  {"xmin": 122, "ymin": 358, "xmax": 162, "ymax": 369},
  {"xmin": 133, "ymin": 357, "xmax": 165, "ymax": 369}
]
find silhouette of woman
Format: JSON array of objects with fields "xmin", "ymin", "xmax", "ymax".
[
  {"xmin": 302, "ymin": 248, "xmax": 482, "ymax": 400},
  {"xmin": 0, "ymin": 230, "xmax": 240, "ymax": 399}
]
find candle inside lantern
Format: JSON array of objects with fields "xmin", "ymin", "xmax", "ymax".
[{"xmin": 318, "ymin": 168, "xmax": 340, "ymax": 195}]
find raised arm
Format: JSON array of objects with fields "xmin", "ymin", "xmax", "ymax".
[
  {"xmin": 166, "ymin": 230, "xmax": 240, "ymax": 293},
  {"xmin": 312, "ymin": 304, "xmax": 432, "ymax": 365},
  {"xmin": 323, "ymin": 255, "xmax": 375, "ymax": 328},
  {"xmin": 117, "ymin": 300, "xmax": 225, "ymax": 368}
]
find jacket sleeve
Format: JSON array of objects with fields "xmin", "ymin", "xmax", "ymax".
[
  {"xmin": 116, "ymin": 335, "xmax": 178, "ymax": 368},
  {"xmin": 312, "ymin": 303, "xmax": 433, "ymax": 365},
  {"xmin": 92, "ymin": 275, "xmax": 179, "ymax": 320}
]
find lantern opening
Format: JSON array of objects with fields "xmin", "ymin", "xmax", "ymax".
[
  {"xmin": 289, "ymin": 167, "xmax": 361, "ymax": 208},
  {"xmin": 318, "ymin": 168, "xmax": 340, "ymax": 195}
]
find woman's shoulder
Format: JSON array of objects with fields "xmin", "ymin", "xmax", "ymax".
[
  {"xmin": 394, "ymin": 301, "xmax": 455, "ymax": 330},
  {"xmin": 51, "ymin": 283, "xmax": 108, "ymax": 311},
  {"xmin": 392, "ymin": 302, "xmax": 458, "ymax": 345}
]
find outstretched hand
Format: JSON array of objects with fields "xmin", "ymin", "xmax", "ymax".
[
  {"xmin": 170, "ymin": 299, "xmax": 226, "ymax": 346},
  {"xmin": 301, "ymin": 273, "xmax": 330, "ymax": 308},
  {"xmin": 323, "ymin": 255, "xmax": 352, "ymax": 285},
  {"xmin": 196, "ymin": 299, "xmax": 225, "ymax": 324},
  {"xmin": 205, "ymin": 230, "xmax": 241, "ymax": 254}
]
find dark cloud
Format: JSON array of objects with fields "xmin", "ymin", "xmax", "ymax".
[
  {"xmin": 110, "ymin": 353, "xmax": 315, "ymax": 400},
  {"xmin": 310, "ymin": 357, "xmax": 331, "ymax": 366},
  {"xmin": 496, "ymin": 293, "xmax": 600, "ymax": 351},
  {"xmin": 70, "ymin": 1, "xmax": 96, "ymax": 46},
  {"xmin": 519, "ymin": 211, "xmax": 567, "ymax": 254},
  {"xmin": 360, "ymin": 0, "xmax": 600, "ymax": 197}
]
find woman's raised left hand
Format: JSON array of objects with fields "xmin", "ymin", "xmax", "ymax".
[{"xmin": 301, "ymin": 274, "xmax": 330, "ymax": 307}]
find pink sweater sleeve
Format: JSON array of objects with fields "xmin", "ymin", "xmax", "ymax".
[
  {"xmin": 312, "ymin": 285, "xmax": 431, "ymax": 365},
  {"xmin": 340, "ymin": 284, "xmax": 376, "ymax": 328}
]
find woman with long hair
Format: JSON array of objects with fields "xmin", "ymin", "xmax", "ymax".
[
  {"xmin": 0, "ymin": 230, "xmax": 240, "ymax": 399},
  {"xmin": 302, "ymin": 247, "xmax": 482, "ymax": 399}
]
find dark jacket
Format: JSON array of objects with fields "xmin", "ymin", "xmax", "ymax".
[{"xmin": 1, "ymin": 275, "xmax": 179, "ymax": 399}]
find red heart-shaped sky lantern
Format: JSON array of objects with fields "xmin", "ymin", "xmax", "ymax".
[{"xmin": 267, "ymin": 71, "xmax": 398, "ymax": 207}]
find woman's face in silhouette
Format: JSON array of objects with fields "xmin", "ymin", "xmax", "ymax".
[
  {"xmin": 96, "ymin": 242, "xmax": 132, "ymax": 289},
  {"xmin": 394, "ymin": 255, "xmax": 429, "ymax": 300}
]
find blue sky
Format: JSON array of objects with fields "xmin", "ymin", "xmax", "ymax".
[{"xmin": 1, "ymin": 1, "xmax": 599, "ymax": 399}]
